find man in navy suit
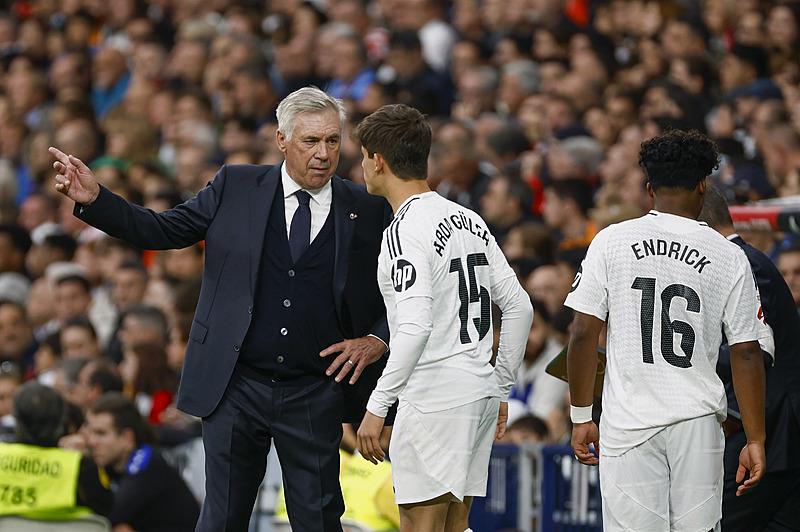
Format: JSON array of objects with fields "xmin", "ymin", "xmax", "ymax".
[
  {"xmin": 50, "ymin": 87, "xmax": 392, "ymax": 532},
  {"xmin": 700, "ymin": 187, "xmax": 800, "ymax": 531}
]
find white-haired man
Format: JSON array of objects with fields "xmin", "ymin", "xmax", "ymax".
[{"xmin": 50, "ymin": 87, "xmax": 393, "ymax": 531}]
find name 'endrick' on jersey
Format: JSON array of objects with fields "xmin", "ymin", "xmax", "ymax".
[
  {"xmin": 630, "ymin": 238, "xmax": 712, "ymax": 273},
  {"xmin": 432, "ymin": 211, "xmax": 491, "ymax": 257}
]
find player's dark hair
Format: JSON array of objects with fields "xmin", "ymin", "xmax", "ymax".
[
  {"xmin": 638, "ymin": 130, "xmax": 719, "ymax": 191},
  {"xmin": 353, "ymin": 104, "xmax": 432, "ymax": 180},
  {"xmin": 697, "ymin": 186, "xmax": 732, "ymax": 228},
  {"xmin": 90, "ymin": 392, "xmax": 154, "ymax": 446}
]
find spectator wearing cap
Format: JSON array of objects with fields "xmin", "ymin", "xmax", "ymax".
[
  {"xmin": 432, "ymin": 120, "xmax": 490, "ymax": 212},
  {"xmin": 0, "ymin": 300, "xmax": 37, "ymax": 378},
  {"xmin": 0, "ymin": 225, "xmax": 31, "ymax": 277},
  {"xmin": 385, "ymin": 30, "xmax": 452, "ymax": 116}
]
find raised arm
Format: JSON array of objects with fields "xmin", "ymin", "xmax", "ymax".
[{"xmin": 51, "ymin": 147, "xmax": 224, "ymax": 249}]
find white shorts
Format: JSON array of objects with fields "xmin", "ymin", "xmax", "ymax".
[
  {"xmin": 389, "ymin": 396, "xmax": 500, "ymax": 505},
  {"xmin": 600, "ymin": 414, "xmax": 724, "ymax": 532}
]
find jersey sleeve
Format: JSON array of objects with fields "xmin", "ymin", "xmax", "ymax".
[
  {"xmin": 385, "ymin": 218, "xmax": 433, "ymax": 302},
  {"xmin": 564, "ymin": 228, "xmax": 610, "ymax": 320},
  {"xmin": 723, "ymin": 251, "xmax": 768, "ymax": 347}
]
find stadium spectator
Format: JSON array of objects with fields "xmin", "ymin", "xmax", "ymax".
[
  {"xmin": 86, "ymin": 393, "xmax": 199, "ymax": 531},
  {"xmin": 119, "ymin": 343, "xmax": 178, "ymax": 425},
  {"xmin": 433, "ymin": 120, "xmax": 489, "ymax": 212},
  {"xmin": 0, "ymin": 300, "xmax": 36, "ymax": 376},
  {"xmin": 0, "ymin": 361, "xmax": 21, "ymax": 436},
  {"xmin": 33, "ymin": 332, "xmax": 60, "ymax": 386},
  {"xmin": 542, "ymin": 180, "xmax": 597, "ymax": 252},
  {"xmin": 0, "ymin": 224, "xmax": 31, "ymax": 276},
  {"xmin": 2, "ymin": 381, "xmax": 112, "ymax": 519},
  {"xmin": 480, "ymin": 172, "xmax": 533, "ymax": 245},
  {"xmin": 777, "ymin": 244, "xmax": 800, "ymax": 314},
  {"xmin": 60, "ymin": 316, "xmax": 102, "ymax": 359}
]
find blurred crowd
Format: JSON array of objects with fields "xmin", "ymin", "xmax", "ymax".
[{"xmin": 2, "ymin": 0, "xmax": 800, "ymax": 529}]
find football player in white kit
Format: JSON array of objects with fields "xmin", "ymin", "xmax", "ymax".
[
  {"xmin": 353, "ymin": 104, "xmax": 533, "ymax": 531},
  {"xmin": 566, "ymin": 130, "xmax": 770, "ymax": 532}
]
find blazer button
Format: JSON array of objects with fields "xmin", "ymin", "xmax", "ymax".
[
  {"xmin": 288, "ymin": 269, "xmax": 295, "ymax": 277},
  {"xmin": 276, "ymin": 355, "xmax": 284, "ymax": 363},
  {"xmin": 283, "ymin": 299, "xmax": 291, "ymax": 308},
  {"xmin": 233, "ymin": 344, "xmax": 240, "ymax": 352},
  {"xmin": 280, "ymin": 328, "xmax": 288, "ymax": 336},
  {"xmin": 248, "ymin": 306, "xmax": 253, "ymax": 314}
]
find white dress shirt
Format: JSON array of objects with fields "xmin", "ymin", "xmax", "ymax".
[{"xmin": 281, "ymin": 162, "xmax": 333, "ymax": 243}]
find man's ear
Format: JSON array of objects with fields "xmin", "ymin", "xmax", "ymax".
[
  {"xmin": 276, "ymin": 130, "xmax": 287, "ymax": 154},
  {"xmin": 698, "ymin": 179, "xmax": 707, "ymax": 195},
  {"xmin": 374, "ymin": 152, "xmax": 385, "ymax": 173},
  {"xmin": 646, "ymin": 182, "xmax": 654, "ymax": 199}
]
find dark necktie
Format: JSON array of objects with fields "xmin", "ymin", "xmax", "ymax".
[{"xmin": 289, "ymin": 190, "xmax": 311, "ymax": 262}]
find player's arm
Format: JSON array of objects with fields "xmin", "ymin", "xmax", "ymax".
[
  {"xmin": 487, "ymin": 240, "xmax": 534, "ymax": 438},
  {"xmin": 359, "ymin": 229, "xmax": 433, "ymax": 463},
  {"xmin": 566, "ymin": 312, "xmax": 603, "ymax": 465},
  {"xmin": 724, "ymin": 255, "xmax": 768, "ymax": 495},
  {"xmin": 562, "ymin": 229, "xmax": 610, "ymax": 466}
]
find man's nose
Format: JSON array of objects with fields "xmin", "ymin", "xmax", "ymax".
[{"xmin": 315, "ymin": 141, "xmax": 329, "ymax": 160}]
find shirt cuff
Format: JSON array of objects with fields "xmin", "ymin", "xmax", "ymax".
[
  {"xmin": 367, "ymin": 334, "xmax": 389, "ymax": 354},
  {"xmin": 366, "ymin": 395, "xmax": 390, "ymax": 418}
]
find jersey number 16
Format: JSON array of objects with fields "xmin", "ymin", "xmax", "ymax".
[{"xmin": 632, "ymin": 276, "xmax": 701, "ymax": 368}]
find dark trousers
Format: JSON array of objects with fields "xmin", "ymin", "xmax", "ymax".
[
  {"xmin": 722, "ymin": 431, "xmax": 800, "ymax": 531},
  {"xmin": 196, "ymin": 366, "xmax": 345, "ymax": 532}
]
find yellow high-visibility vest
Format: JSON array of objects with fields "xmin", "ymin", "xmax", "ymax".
[
  {"xmin": 0, "ymin": 443, "xmax": 91, "ymax": 520},
  {"xmin": 275, "ymin": 450, "xmax": 400, "ymax": 531}
]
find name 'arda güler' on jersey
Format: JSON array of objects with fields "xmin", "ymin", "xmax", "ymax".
[
  {"xmin": 432, "ymin": 210, "xmax": 491, "ymax": 257},
  {"xmin": 630, "ymin": 238, "xmax": 712, "ymax": 274}
]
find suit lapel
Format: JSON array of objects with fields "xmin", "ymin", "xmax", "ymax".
[
  {"xmin": 332, "ymin": 176, "xmax": 357, "ymax": 316},
  {"xmin": 248, "ymin": 166, "xmax": 281, "ymax": 294}
]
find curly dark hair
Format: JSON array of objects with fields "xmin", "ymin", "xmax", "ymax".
[{"xmin": 638, "ymin": 130, "xmax": 719, "ymax": 190}]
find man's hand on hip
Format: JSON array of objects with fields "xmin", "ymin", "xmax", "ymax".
[{"xmin": 320, "ymin": 336, "xmax": 387, "ymax": 384}]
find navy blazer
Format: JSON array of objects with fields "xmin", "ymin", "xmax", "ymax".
[
  {"xmin": 717, "ymin": 235, "xmax": 800, "ymax": 472},
  {"xmin": 76, "ymin": 164, "xmax": 392, "ymax": 420}
]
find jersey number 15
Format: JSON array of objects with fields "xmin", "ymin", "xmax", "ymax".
[
  {"xmin": 632, "ymin": 276, "xmax": 701, "ymax": 368},
  {"xmin": 449, "ymin": 253, "xmax": 491, "ymax": 345}
]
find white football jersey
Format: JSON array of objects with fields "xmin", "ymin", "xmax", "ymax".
[
  {"xmin": 565, "ymin": 210, "xmax": 770, "ymax": 455},
  {"xmin": 374, "ymin": 191, "xmax": 519, "ymax": 413}
]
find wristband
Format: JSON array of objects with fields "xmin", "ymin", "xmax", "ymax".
[{"xmin": 570, "ymin": 404, "xmax": 593, "ymax": 424}]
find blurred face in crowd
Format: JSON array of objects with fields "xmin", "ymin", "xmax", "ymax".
[
  {"xmin": 736, "ymin": 11, "xmax": 764, "ymax": 46},
  {"xmin": 525, "ymin": 310, "xmax": 550, "ymax": 361},
  {"xmin": 0, "ymin": 233, "xmax": 25, "ymax": 273},
  {"xmin": 332, "ymin": 37, "xmax": 365, "ymax": 82},
  {"xmin": 527, "ymin": 265, "xmax": 570, "ymax": 316},
  {"xmin": 119, "ymin": 315, "xmax": 165, "ymax": 350},
  {"xmin": 277, "ymin": 109, "xmax": 341, "ymax": 190},
  {"xmin": 54, "ymin": 280, "xmax": 92, "ymax": 323},
  {"xmin": 480, "ymin": 177, "xmax": 516, "ymax": 226},
  {"xmin": 112, "ymin": 268, "xmax": 147, "ymax": 312},
  {"xmin": 778, "ymin": 250, "xmax": 800, "ymax": 307},
  {"xmin": 18, "ymin": 194, "xmax": 55, "ymax": 232},
  {"xmin": 60, "ymin": 325, "xmax": 100, "ymax": 359},
  {"xmin": 93, "ymin": 47, "xmax": 127, "ymax": 90},
  {"xmin": 768, "ymin": 6, "xmax": 798, "ymax": 50},
  {"xmin": 86, "ymin": 411, "xmax": 135, "ymax": 471},
  {"xmin": 0, "ymin": 304, "xmax": 32, "ymax": 360},
  {"xmin": 0, "ymin": 374, "xmax": 19, "ymax": 417}
]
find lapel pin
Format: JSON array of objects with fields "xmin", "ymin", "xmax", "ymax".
[{"xmin": 349, "ymin": 213, "xmax": 358, "ymax": 220}]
